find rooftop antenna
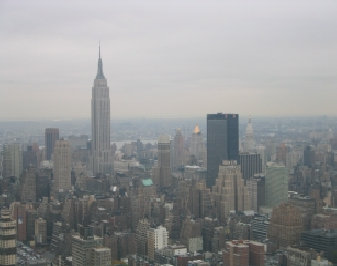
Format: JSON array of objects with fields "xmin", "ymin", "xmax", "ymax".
[{"xmin": 98, "ymin": 41, "xmax": 101, "ymax": 59}]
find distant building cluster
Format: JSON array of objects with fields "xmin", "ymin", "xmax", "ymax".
[{"xmin": 0, "ymin": 50, "xmax": 337, "ymax": 266}]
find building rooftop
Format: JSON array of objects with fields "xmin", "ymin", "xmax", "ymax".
[
  {"xmin": 142, "ymin": 178, "xmax": 153, "ymax": 187},
  {"xmin": 158, "ymin": 135, "xmax": 170, "ymax": 144}
]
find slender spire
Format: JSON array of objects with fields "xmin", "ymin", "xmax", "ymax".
[
  {"xmin": 99, "ymin": 41, "xmax": 101, "ymax": 59},
  {"xmin": 96, "ymin": 42, "xmax": 105, "ymax": 79}
]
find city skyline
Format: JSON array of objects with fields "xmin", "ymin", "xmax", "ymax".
[
  {"xmin": 1, "ymin": 1, "xmax": 337, "ymax": 262},
  {"xmin": 1, "ymin": 0, "xmax": 337, "ymax": 120}
]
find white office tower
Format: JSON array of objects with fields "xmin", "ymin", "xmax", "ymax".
[
  {"xmin": 91, "ymin": 46, "xmax": 114, "ymax": 175},
  {"xmin": 147, "ymin": 225, "xmax": 169, "ymax": 260}
]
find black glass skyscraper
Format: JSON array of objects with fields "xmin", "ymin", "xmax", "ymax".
[{"xmin": 207, "ymin": 113, "xmax": 239, "ymax": 187}]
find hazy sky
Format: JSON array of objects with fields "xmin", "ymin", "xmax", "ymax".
[{"xmin": 0, "ymin": 0, "xmax": 337, "ymax": 120}]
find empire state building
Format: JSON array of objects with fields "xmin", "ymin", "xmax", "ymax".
[{"xmin": 91, "ymin": 47, "xmax": 113, "ymax": 175}]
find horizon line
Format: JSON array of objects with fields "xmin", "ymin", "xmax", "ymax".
[{"xmin": 0, "ymin": 114, "xmax": 336, "ymax": 123}]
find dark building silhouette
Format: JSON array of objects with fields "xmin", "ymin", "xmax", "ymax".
[
  {"xmin": 239, "ymin": 152, "xmax": 262, "ymax": 180},
  {"xmin": 45, "ymin": 128, "xmax": 59, "ymax": 160},
  {"xmin": 23, "ymin": 144, "xmax": 39, "ymax": 170},
  {"xmin": 172, "ymin": 129, "xmax": 184, "ymax": 172},
  {"xmin": 304, "ymin": 145, "xmax": 315, "ymax": 168},
  {"xmin": 36, "ymin": 169, "xmax": 51, "ymax": 200},
  {"xmin": 20, "ymin": 167, "xmax": 37, "ymax": 202},
  {"xmin": 206, "ymin": 113, "xmax": 239, "ymax": 187},
  {"xmin": 154, "ymin": 135, "xmax": 171, "ymax": 189}
]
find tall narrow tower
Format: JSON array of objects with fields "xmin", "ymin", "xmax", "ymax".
[
  {"xmin": 172, "ymin": 129, "xmax": 184, "ymax": 172},
  {"xmin": 207, "ymin": 113, "xmax": 239, "ymax": 187},
  {"xmin": 2, "ymin": 143, "xmax": 23, "ymax": 178},
  {"xmin": 45, "ymin": 128, "xmax": 59, "ymax": 160},
  {"xmin": 91, "ymin": 45, "xmax": 113, "ymax": 175},
  {"xmin": 53, "ymin": 139, "xmax": 71, "ymax": 194},
  {"xmin": 158, "ymin": 135, "xmax": 171, "ymax": 189},
  {"xmin": 243, "ymin": 117, "xmax": 255, "ymax": 152}
]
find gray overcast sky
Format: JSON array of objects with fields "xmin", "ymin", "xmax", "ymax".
[{"xmin": 0, "ymin": 0, "xmax": 337, "ymax": 120}]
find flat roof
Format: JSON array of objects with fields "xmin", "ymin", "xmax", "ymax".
[{"xmin": 142, "ymin": 178, "xmax": 153, "ymax": 187}]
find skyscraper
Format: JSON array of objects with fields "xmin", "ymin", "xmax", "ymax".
[
  {"xmin": 10, "ymin": 202, "xmax": 27, "ymax": 242},
  {"xmin": 239, "ymin": 152, "xmax": 262, "ymax": 180},
  {"xmin": 2, "ymin": 143, "xmax": 23, "ymax": 178},
  {"xmin": 172, "ymin": 129, "xmax": 184, "ymax": 171},
  {"xmin": 35, "ymin": 217, "xmax": 47, "ymax": 245},
  {"xmin": 246, "ymin": 174, "xmax": 265, "ymax": 212},
  {"xmin": 52, "ymin": 139, "xmax": 71, "ymax": 194},
  {"xmin": 147, "ymin": 225, "xmax": 169, "ymax": 260},
  {"xmin": 20, "ymin": 167, "xmax": 37, "ymax": 202},
  {"xmin": 72, "ymin": 225, "xmax": 103, "ymax": 266},
  {"xmin": 91, "ymin": 46, "xmax": 113, "ymax": 175},
  {"xmin": 265, "ymin": 162, "xmax": 288, "ymax": 208},
  {"xmin": 190, "ymin": 124, "xmax": 206, "ymax": 166},
  {"xmin": 0, "ymin": 209, "xmax": 16, "ymax": 266},
  {"xmin": 243, "ymin": 117, "xmax": 255, "ymax": 152},
  {"xmin": 91, "ymin": 248, "xmax": 112, "ymax": 266},
  {"xmin": 157, "ymin": 135, "xmax": 171, "ymax": 189},
  {"xmin": 45, "ymin": 128, "xmax": 59, "ymax": 160},
  {"xmin": 207, "ymin": 113, "xmax": 239, "ymax": 187},
  {"xmin": 212, "ymin": 160, "xmax": 249, "ymax": 221},
  {"xmin": 136, "ymin": 218, "xmax": 150, "ymax": 257},
  {"xmin": 268, "ymin": 203, "xmax": 304, "ymax": 251},
  {"xmin": 23, "ymin": 144, "xmax": 39, "ymax": 170}
]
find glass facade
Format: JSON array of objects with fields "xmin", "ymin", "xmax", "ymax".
[{"xmin": 206, "ymin": 113, "xmax": 239, "ymax": 187}]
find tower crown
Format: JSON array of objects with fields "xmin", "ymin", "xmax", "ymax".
[
  {"xmin": 193, "ymin": 124, "xmax": 201, "ymax": 134},
  {"xmin": 96, "ymin": 43, "xmax": 105, "ymax": 79}
]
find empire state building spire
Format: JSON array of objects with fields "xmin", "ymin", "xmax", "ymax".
[
  {"xmin": 96, "ymin": 43, "xmax": 105, "ymax": 79},
  {"xmin": 91, "ymin": 45, "xmax": 113, "ymax": 175}
]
